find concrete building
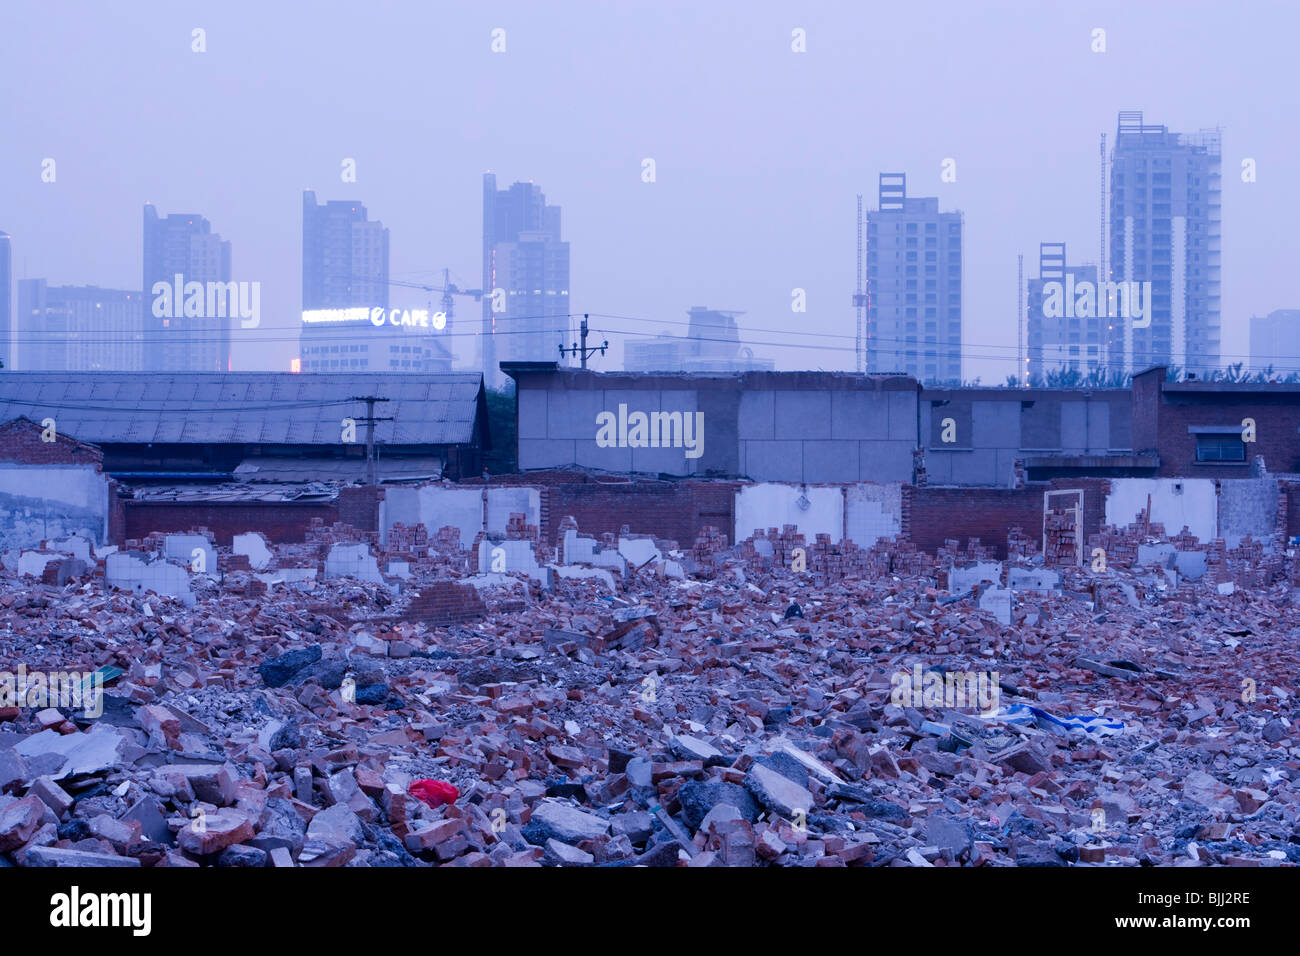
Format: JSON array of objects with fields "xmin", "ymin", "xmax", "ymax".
[
  {"xmin": 299, "ymin": 192, "xmax": 411, "ymax": 372},
  {"xmin": 1026, "ymin": 243, "xmax": 1101, "ymax": 382},
  {"xmin": 301, "ymin": 190, "xmax": 389, "ymax": 313},
  {"xmin": 298, "ymin": 308, "xmax": 452, "ymax": 373},
  {"xmin": 919, "ymin": 386, "xmax": 1139, "ymax": 486},
  {"xmin": 1107, "ymin": 112, "xmax": 1222, "ymax": 376},
  {"xmin": 142, "ymin": 204, "xmax": 233, "ymax": 372},
  {"xmin": 0, "ymin": 372, "xmax": 491, "ymax": 484},
  {"xmin": 623, "ymin": 307, "xmax": 775, "ymax": 372},
  {"xmin": 482, "ymin": 174, "xmax": 570, "ymax": 389},
  {"xmin": 864, "ymin": 173, "xmax": 963, "ymax": 383},
  {"xmin": 15, "ymin": 281, "xmax": 144, "ymax": 371},
  {"xmin": 504, "ymin": 363, "xmax": 919, "ymax": 483},
  {"xmin": 0, "ymin": 416, "xmax": 115, "ymax": 551},
  {"xmin": 1249, "ymin": 309, "xmax": 1300, "ymax": 374},
  {"xmin": 1132, "ymin": 366, "xmax": 1300, "ymax": 477}
]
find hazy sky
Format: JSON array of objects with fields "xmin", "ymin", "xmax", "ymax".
[{"xmin": 3, "ymin": 0, "xmax": 1298, "ymax": 380}]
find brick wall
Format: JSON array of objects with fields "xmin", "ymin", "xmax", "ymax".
[
  {"xmin": 458, "ymin": 471, "xmax": 740, "ymax": 547},
  {"xmin": 122, "ymin": 500, "xmax": 340, "ymax": 546},
  {"xmin": 908, "ymin": 479, "xmax": 1108, "ymax": 559},
  {"xmin": 0, "ymin": 417, "xmax": 104, "ymax": 467},
  {"xmin": 338, "ymin": 485, "xmax": 384, "ymax": 532},
  {"xmin": 404, "ymin": 580, "xmax": 487, "ymax": 626},
  {"xmin": 1153, "ymin": 397, "xmax": 1300, "ymax": 478}
]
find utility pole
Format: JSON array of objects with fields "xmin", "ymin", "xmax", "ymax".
[
  {"xmin": 349, "ymin": 395, "xmax": 393, "ymax": 486},
  {"xmin": 558, "ymin": 314, "xmax": 608, "ymax": 369}
]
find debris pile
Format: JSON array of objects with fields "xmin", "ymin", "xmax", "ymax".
[{"xmin": 1, "ymin": 516, "xmax": 1298, "ymax": 868}]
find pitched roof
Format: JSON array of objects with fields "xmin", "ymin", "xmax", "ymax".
[{"xmin": 0, "ymin": 373, "xmax": 485, "ymax": 446}]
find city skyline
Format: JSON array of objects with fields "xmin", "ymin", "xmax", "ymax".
[{"xmin": 2, "ymin": 2, "xmax": 1295, "ymax": 381}]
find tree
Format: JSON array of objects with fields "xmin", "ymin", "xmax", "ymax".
[{"xmin": 483, "ymin": 384, "xmax": 517, "ymax": 474}]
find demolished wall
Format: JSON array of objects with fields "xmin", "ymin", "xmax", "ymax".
[
  {"xmin": 1105, "ymin": 478, "xmax": 1217, "ymax": 544},
  {"xmin": 382, "ymin": 485, "xmax": 542, "ymax": 551}
]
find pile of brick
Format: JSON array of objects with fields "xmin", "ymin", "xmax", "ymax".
[
  {"xmin": 936, "ymin": 538, "xmax": 995, "ymax": 565},
  {"xmin": 1006, "ymin": 526, "xmax": 1036, "ymax": 561},
  {"xmin": 690, "ymin": 525, "xmax": 730, "ymax": 571},
  {"xmin": 306, "ymin": 518, "xmax": 378, "ymax": 549},
  {"xmin": 386, "ymin": 522, "xmax": 429, "ymax": 555},
  {"xmin": 4, "ymin": 508, "xmax": 1300, "ymax": 872},
  {"xmin": 505, "ymin": 512, "xmax": 538, "ymax": 541}
]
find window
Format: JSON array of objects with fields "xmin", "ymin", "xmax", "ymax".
[{"xmin": 1196, "ymin": 433, "xmax": 1245, "ymax": 462}]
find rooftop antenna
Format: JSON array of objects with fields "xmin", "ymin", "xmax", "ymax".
[
  {"xmin": 854, "ymin": 194, "xmax": 866, "ymax": 373},
  {"xmin": 1017, "ymin": 253, "xmax": 1024, "ymax": 386}
]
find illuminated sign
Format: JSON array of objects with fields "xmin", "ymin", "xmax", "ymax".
[{"xmin": 301, "ymin": 308, "xmax": 446, "ymax": 330}]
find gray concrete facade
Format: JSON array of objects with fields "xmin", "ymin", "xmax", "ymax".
[
  {"xmin": 505, "ymin": 366, "xmax": 920, "ymax": 482},
  {"xmin": 920, "ymin": 387, "xmax": 1132, "ymax": 486}
]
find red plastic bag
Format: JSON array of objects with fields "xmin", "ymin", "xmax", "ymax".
[{"xmin": 409, "ymin": 778, "xmax": 459, "ymax": 808}]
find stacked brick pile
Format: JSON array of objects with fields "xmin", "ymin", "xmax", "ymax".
[
  {"xmin": 505, "ymin": 512, "xmax": 539, "ymax": 541},
  {"xmin": 865, "ymin": 536, "xmax": 931, "ymax": 577},
  {"xmin": 936, "ymin": 538, "xmax": 994, "ymax": 565},
  {"xmin": 804, "ymin": 533, "xmax": 873, "ymax": 586},
  {"xmin": 306, "ymin": 517, "xmax": 379, "ymax": 550},
  {"xmin": 690, "ymin": 526, "xmax": 731, "ymax": 573},
  {"xmin": 387, "ymin": 522, "xmax": 429, "ymax": 555},
  {"xmin": 1042, "ymin": 508, "xmax": 1079, "ymax": 566},
  {"xmin": 1006, "ymin": 526, "xmax": 1035, "ymax": 561}
]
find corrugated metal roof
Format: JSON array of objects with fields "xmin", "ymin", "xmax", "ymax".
[{"xmin": 0, "ymin": 372, "xmax": 484, "ymax": 447}]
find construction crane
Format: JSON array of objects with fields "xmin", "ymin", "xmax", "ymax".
[{"xmin": 328, "ymin": 271, "xmax": 483, "ymax": 327}]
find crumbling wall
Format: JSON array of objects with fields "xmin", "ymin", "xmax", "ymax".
[
  {"xmin": 1217, "ymin": 478, "xmax": 1280, "ymax": 549},
  {"xmin": 0, "ymin": 464, "xmax": 110, "ymax": 551},
  {"xmin": 844, "ymin": 483, "xmax": 903, "ymax": 547},
  {"xmin": 734, "ymin": 484, "xmax": 842, "ymax": 544},
  {"xmin": 909, "ymin": 486, "xmax": 1041, "ymax": 559},
  {"xmin": 1105, "ymin": 478, "xmax": 1216, "ymax": 544},
  {"xmin": 122, "ymin": 500, "xmax": 338, "ymax": 546},
  {"xmin": 382, "ymin": 486, "xmax": 542, "ymax": 550}
]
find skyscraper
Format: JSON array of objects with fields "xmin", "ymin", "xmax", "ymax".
[
  {"xmin": 481, "ymin": 174, "xmax": 570, "ymax": 389},
  {"xmin": 16, "ymin": 280, "xmax": 144, "ymax": 371},
  {"xmin": 864, "ymin": 174, "xmax": 963, "ymax": 383},
  {"xmin": 0, "ymin": 231, "xmax": 10, "ymax": 369},
  {"xmin": 301, "ymin": 190, "xmax": 389, "ymax": 312},
  {"xmin": 299, "ymin": 191, "xmax": 397, "ymax": 372},
  {"xmin": 142, "ymin": 204, "xmax": 233, "ymax": 372},
  {"xmin": 1249, "ymin": 309, "xmax": 1300, "ymax": 374},
  {"xmin": 623, "ymin": 306, "xmax": 774, "ymax": 372},
  {"xmin": 1026, "ymin": 242, "xmax": 1100, "ymax": 382},
  {"xmin": 1107, "ymin": 112, "xmax": 1222, "ymax": 376}
]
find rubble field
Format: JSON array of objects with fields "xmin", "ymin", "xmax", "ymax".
[{"xmin": 1, "ymin": 514, "xmax": 1298, "ymax": 869}]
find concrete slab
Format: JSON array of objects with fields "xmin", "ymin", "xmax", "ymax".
[
  {"xmin": 948, "ymin": 562, "xmax": 1003, "ymax": 592},
  {"xmin": 978, "ymin": 587, "xmax": 1012, "ymax": 626},
  {"xmin": 1137, "ymin": 544, "xmax": 1175, "ymax": 568},
  {"xmin": 618, "ymin": 537, "xmax": 661, "ymax": 568},
  {"xmin": 164, "ymin": 534, "xmax": 217, "ymax": 574},
  {"xmin": 1174, "ymin": 550, "xmax": 1207, "ymax": 580},
  {"xmin": 105, "ymin": 551, "xmax": 195, "ymax": 606},
  {"xmin": 324, "ymin": 543, "xmax": 381, "ymax": 583},
  {"xmin": 46, "ymin": 535, "xmax": 92, "ymax": 562},
  {"xmin": 1007, "ymin": 567, "xmax": 1060, "ymax": 591},
  {"xmin": 17, "ymin": 550, "xmax": 70, "ymax": 579},
  {"xmin": 233, "ymin": 532, "xmax": 272, "ymax": 570}
]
